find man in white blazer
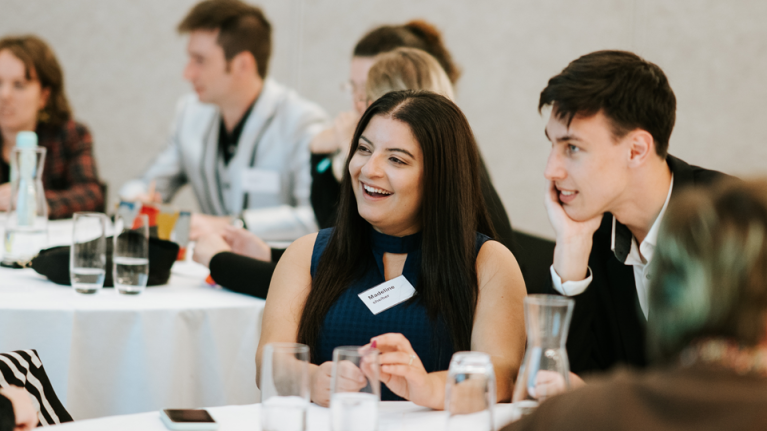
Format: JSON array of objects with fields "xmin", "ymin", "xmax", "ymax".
[{"xmin": 121, "ymin": 0, "xmax": 327, "ymax": 241}]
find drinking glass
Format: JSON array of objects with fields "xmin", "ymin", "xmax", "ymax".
[
  {"xmin": 2, "ymin": 146, "xmax": 48, "ymax": 267},
  {"xmin": 330, "ymin": 346, "xmax": 380, "ymax": 431},
  {"xmin": 113, "ymin": 214, "xmax": 149, "ymax": 295},
  {"xmin": 445, "ymin": 351, "xmax": 496, "ymax": 431},
  {"xmin": 512, "ymin": 295, "xmax": 575, "ymax": 416},
  {"xmin": 69, "ymin": 212, "xmax": 107, "ymax": 294},
  {"xmin": 156, "ymin": 205, "xmax": 179, "ymax": 240},
  {"xmin": 261, "ymin": 343, "xmax": 310, "ymax": 431}
]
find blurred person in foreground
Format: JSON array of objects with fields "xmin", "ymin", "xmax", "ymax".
[
  {"xmin": 194, "ymin": 48, "xmax": 504, "ymax": 299},
  {"xmin": 503, "ymin": 178, "xmax": 767, "ymax": 430},
  {"xmin": 0, "ymin": 35, "xmax": 104, "ymax": 219},
  {"xmin": 120, "ymin": 0, "xmax": 327, "ymax": 241},
  {"xmin": 257, "ymin": 90, "xmax": 526, "ymax": 407}
]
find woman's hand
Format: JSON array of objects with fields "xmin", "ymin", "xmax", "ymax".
[
  {"xmin": 310, "ymin": 360, "xmax": 368, "ymax": 407},
  {"xmin": 0, "ymin": 385, "xmax": 38, "ymax": 431},
  {"xmin": 367, "ymin": 333, "xmax": 443, "ymax": 409},
  {"xmin": 310, "ymin": 361, "xmax": 333, "ymax": 407}
]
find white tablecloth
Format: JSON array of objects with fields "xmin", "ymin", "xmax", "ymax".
[
  {"xmin": 0, "ymin": 219, "xmax": 266, "ymax": 420},
  {"xmin": 49, "ymin": 401, "xmax": 522, "ymax": 430}
]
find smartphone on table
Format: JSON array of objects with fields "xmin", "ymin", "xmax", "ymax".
[{"xmin": 160, "ymin": 409, "xmax": 218, "ymax": 430}]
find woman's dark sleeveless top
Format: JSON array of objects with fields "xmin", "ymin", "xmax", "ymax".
[{"xmin": 310, "ymin": 227, "xmax": 491, "ymax": 401}]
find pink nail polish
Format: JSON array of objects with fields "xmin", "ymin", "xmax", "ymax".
[{"xmin": 371, "ymin": 340, "xmax": 377, "ymax": 349}]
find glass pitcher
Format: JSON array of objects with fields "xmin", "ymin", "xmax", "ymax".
[
  {"xmin": 2, "ymin": 145, "xmax": 48, "ymax": 267},
  {"xmin": 512, "ymin": 294, "xmax": 574, "ymax": 415}
]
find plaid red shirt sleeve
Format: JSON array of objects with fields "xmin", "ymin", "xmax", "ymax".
[{"xmin": 39, "ymin": 120, "xmax": 104, "ymax": 219}]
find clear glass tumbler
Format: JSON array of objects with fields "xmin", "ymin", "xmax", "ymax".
[
  {"xmin": 261, "ymin": 343, "xmax": 310, "ymax": 431},
  {"xmin": 113, "ymin": 214, "xmax": 149, "ymax": 295},
  {"xmin": 330, "ymin": 346, "xmax": 380, "ymax": 431},
  {"xmin": 70, "ymin": 212, "xmax": 107, "ymax": 294},
  {"xmin": 512, "ymin": 294, "xmax": 575, "ymax": 416},
  {"xmin": 445, "ymin": 351, "xmax": 496, "ymax": 431}
]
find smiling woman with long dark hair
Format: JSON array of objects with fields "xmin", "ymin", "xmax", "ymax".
[{"xmin": 257, "ymin": 90, "xmax": 526, "ymax": 409}]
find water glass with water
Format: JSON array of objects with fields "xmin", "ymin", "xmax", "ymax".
[
  {"xmin": 445, "ymin": 351, "xmax": 496, "ymax": 431},
  {"xmin": 70, "ymin": 212, "xmax": 107, "ymax": 294},
  {"xmin": 260, "ymin": 343, "xmax": 310, "ymax": 431},
  {"xmin": 330, "ymin": 346, "xmax": 380, "ymax": 431},
  {"xmin": 113, "ymin": 214, "xmax": 149, "ymax": 294}
]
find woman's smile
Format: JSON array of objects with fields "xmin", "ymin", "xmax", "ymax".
[
  {"xmin": 361, "ymin": 181, "xmax": 393, "ymax": 199},
  {"xmin": 350, "ymin": 115, "xmax": 423, "ymax": 237}
]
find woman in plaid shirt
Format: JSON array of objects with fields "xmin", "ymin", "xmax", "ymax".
[{"xmin": 0, "ymin": 35, "xmax": 103, "ymax": 219}]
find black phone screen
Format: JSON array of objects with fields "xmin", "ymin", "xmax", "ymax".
[{"xmin": 164, "ymin": 409, "xmax": 216, "ymax": 423}]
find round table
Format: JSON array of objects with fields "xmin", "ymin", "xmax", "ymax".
[
  {"xmin": 48, "ymin": 401, "xmax": 522, "ymax": 430},
  {"xmin": 0, "ymin": 219, "xmax": 266, "ymax": 420}
]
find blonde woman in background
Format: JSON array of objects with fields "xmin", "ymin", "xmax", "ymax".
[
  {"xmin": 311, "ymin": 46, "xmax": 516, "ymax": 255},
  {"xmin": 309, "ymin": 24, "xmax": 515, "ymax": 259},
  {"xmin": 364, "ymin": 47, "xmax": 455, "ymax": 103},
  {"xmin": 319, "ymin": 47, "xmax": 454, "ymax": 183}
]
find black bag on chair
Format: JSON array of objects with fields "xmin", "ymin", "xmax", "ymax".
[
  {"xmin": 0, "ymin": 349, "xmax": 73, "ymax": 425},
  {"xmin": 30, "ymin": 237, "xmax": 179, "ymax": 287}
]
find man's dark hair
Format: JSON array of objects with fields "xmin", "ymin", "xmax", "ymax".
[
  {"xmin": 178, "ymin": 0, "xmax": 272, "ymax": 79},
  {"xmin": 539, "ymin": 50, "xmax": 676, "ymax": 158}
]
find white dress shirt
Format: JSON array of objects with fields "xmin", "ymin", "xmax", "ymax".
[{"xmin": 551, "ymin": 176, "xmax": 675, "ymax": 319}]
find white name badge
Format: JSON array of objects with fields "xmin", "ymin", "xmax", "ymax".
[
  {"xmin": 358, "ymin": 275, "xmax": 417, "ymax": 315},
  {"xmin": 241, "ymin": 168, "xmax": 281, "ymax": 194}
]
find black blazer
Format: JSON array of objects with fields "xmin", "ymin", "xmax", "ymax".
[{"xmin": 547, "ymin": 155, "xmax": 730, "ymax": 375}]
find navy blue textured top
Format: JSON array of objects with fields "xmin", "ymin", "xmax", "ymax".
[{"xmin": 310, "ymin": 227, "xmax": 491, "ymax": 401}]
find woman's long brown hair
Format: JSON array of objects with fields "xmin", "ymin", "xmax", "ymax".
[{"xmin": 297, "ymin": 91, "xmax": 495, "ymax": 361}]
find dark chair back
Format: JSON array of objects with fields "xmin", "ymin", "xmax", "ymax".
[{"xmin": 512, "ymin": 230, "xmax": 555, "ymax": 294}]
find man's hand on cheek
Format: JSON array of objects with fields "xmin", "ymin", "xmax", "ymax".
[{"xmin": 545, "ymin": 180, "xmax": 602, "ymax": 283}]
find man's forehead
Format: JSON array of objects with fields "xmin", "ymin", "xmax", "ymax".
[
  {"xmin": 187, "ymin": 29, "xmax": 222, "ymax": 51},
  {"xmin": 545, "ymin": 111, "xmax": 611, "ymax": 142},
  {"xmin": 545, "ymin": 114, "xmax": 579, "ymax": 141}
]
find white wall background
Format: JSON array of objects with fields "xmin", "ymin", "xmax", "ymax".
[{"xmin": 2, "ymin": 0, "xmax": 766, "ymax": 238}]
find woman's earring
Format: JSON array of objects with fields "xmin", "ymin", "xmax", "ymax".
[{"xmin": 37, "ymin": 109, "xmax": 50, "ymax": 123}]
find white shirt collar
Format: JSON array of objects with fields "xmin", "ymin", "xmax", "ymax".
[{"xmin": 612, "ymin": 174, "xmax": 674, "ymax": 266}]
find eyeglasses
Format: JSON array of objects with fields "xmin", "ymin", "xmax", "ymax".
[{"xmin": 340, "ymin": 81, "xmax": 367, "ymax": 104}]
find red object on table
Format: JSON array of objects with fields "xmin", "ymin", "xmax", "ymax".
[{"xmin": 135, "ymin": 205, "xmax": 159, "ymax": 228}]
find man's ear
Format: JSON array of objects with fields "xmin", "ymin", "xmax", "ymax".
[
  {"xmin": 231, "ymin": 51, "xmax": 258, "ymax": 77},
  {"xmin": 627, "ymin": 129, "xmax": 656, "ymax": 168}
]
